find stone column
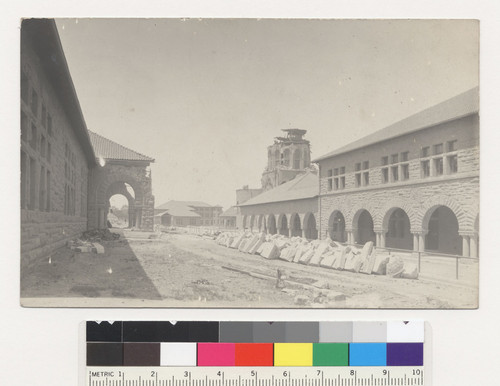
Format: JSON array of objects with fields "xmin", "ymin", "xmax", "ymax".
[
  {"xmin": 376, "ymin": 233, "xmax": 381, "ymax": 246},
  {"xmin": 461, "ymin": 235, "xmax": 470, "ymax": 257},
  {"xmin": 412, "ymin": 233, "xmax": 419, "ymax": 252},
  {"xmin": 418, "ymin": 233, "xmax": 425, "ymax": 252},
  {"xmin": 288, "ymin": 228, "xmax": 293, "ymax": 238},
  {"xmin": 470, "ymin": 234, "xmax": 478, "ymax": 258}
]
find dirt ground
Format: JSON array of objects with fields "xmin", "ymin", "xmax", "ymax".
[{"xmin": 21, "ymin": 230, "xmax": 478, "ymax": 308}]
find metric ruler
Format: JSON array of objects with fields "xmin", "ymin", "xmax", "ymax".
[
  {"xmin": 85, "ymin": 366, "xmax": 425, "ymax": 386},
  {"xmin": 82, "ymin": 321, "xmax": 430, "ymax": 386}
]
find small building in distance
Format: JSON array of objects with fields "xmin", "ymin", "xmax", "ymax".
[
  {"xmin": 313, "ymin": 87, "xmax": 479, "ymax": 257},
  {"xmin": 155, "ymin": 201, "xmax": 223, "ymax": 227},
  {"xmin": 219, "ymin": 206, "xmax": 238, "ymax": 229}
]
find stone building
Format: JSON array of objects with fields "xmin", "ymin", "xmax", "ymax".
[
  {"xmin": 314, "ymin": 87, "xmax": 479, "ymax": 257},
  {"xmin": 21, "ymin": 19, "xmax": 155, "ymax": 269},
  {"xmin": 239, "ymin": 171, "xmax": 319, "ymax": 239},
  {"xmin": 87, "ymin": 130, "xmax": 155, "ymax": 230},
  {"xmin": 155, "ymin": 201, "xmax": 223, "ymax": 227}
]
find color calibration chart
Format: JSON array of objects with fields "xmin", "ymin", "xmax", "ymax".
[{"xmin": 83, "ymin": 321, "xmax": 428, "ymax": 386}]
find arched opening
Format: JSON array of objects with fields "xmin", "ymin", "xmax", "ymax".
[
  {"xmin": 303, "ymin": 213, "xmax": 318, "ymax": 240},
  {"xmin": 249, "ymin": 215, "xmax": 255, "ymax": 231},
  {"xmin": 293, "ymin": 149, "xmax": 301, "ymax": 169},
  {"xmin": 424, "ymin": 206, "xmax": 461, "ymax": 255},
  {"xmin": 282, "ymin": 149, "xmax": 290, "ymax": 167},
  {"xmin": 356, "ymin": 210, "xmax": 375, "ymax": 244},
  {"xmin": 258, "ymin": 215, "xmax": 264, "ymax": 232},
  {"xmin": 274, "ymin": 149, "xmax": 280, "ymax": 167},
  {"xmin": 105, "ymin": 181, "xmax": 136, "ymax": 229},
  {"xmin": 242, "ymin": 215, "xmax": 248, "ymax": 229},
  {"xmin": 290, "ymin": 213, "xmax": 302, "ymax": 237},
  {"xmin": 278, "ymin": 214, "xmax": 288, "ymax": 236},
  {"xmin": 267, "ymin": 215, "xmax": 277, "ymax": 235},
  {"xmin": 385, "ymin": 208, "xmax": 413, "ymax": 250},
  {"xmin": 328, "ymin": 211, "xmax": 346, "ymax": 242}
]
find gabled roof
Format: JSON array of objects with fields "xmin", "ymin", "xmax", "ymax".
[
  {"xmin": 313, "ymin": 86, "xmax": 479, "ymax": 162},
  {"xmin": 88, "ymin": 130, "xmax": 154, "ymax": 162},
  {"xmin": 156, "ymin": 200, "xmax": 213, "ymax": 210},
  {"xmin": 220, "ymin": 206, "xmax": 238, "ymax": 217},
  {"xmin": 239, "ymin": 172, "xmax": 318, "ymax": 207}
]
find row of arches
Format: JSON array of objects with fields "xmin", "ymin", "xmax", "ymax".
[
  {"xmin": 242, "ymin": 212, "xmax": 319, "ymax": 240},
  {"xmin": 327, "ymin": 205, "xmax": 479, "ymax": 257}
]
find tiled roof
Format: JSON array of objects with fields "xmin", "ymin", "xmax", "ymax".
[
  {"xmin": 156, "ymin": 200, "xmax": 213, "ymax": 210},
  {"xmin": 313, "ymin": 86, "xmax": 479, "ymax": 162},
  {"xmin": 220, "ymin": 206, "xmax": 238, "ymax": 217},
  {"xmin": 239, "ymin": 172, "xmax": 318, "ymax": 207},
  {"xmin": 88, "ymin": 130, "xmax": 154, "ymax": 162}
]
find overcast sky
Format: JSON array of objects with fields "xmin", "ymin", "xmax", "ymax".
[{"xmin": 55, "ymin": 19, "xmax": 478, "ymax": 210}]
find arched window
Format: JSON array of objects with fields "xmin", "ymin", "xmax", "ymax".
[
  {"xmin": 293, "ymin": 149, "xmax": 301, "ymax": 169},
  {"xmin": 282, "ymin": 149, "xmax": 290, "ymax": 166}
]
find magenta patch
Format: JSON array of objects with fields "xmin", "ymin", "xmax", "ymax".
[{"xmin": 197, "ymin": 343, "xmax": 235, "ymax": 366}]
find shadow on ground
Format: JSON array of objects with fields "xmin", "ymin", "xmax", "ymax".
[{"xmin": 20, "ymin": 230, "xmax": 161, "ymax": 301}]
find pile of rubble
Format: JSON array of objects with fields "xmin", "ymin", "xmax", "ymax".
[
  {"xmin": 215, "ymin": 231, "xmax": 418, "ymax": 279},
  {"xmin": 81, "ymin": 229, "xmax": 120, "ymax": 242}
]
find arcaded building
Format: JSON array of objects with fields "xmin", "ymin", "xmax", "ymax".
[
  {"xmin": 21, "ymin": 19, "xmax": 155, "ymax": 268},
  {"xmin": 314, "ymin": 87, "xmax": 479, "ymax": 257}
]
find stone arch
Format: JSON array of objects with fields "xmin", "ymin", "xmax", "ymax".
[
  {"xmin": 257, "ymin": 214, "xmax": 265, "ymax": 232},
  {"xmin": 290, "ymin": 213, "xmax": 302, "ymax": 237},
  {"xmin": 249, "ymin": 214, "xmax": 256, "ymax": 230},
  {"xmin": 423, "ymin": 205, "xmax": 462, "ymax": 255},
  {"xmin": 328, "ymin": 210, "xmax": 346, "ymax": 242},
  {"xmin": 282, "ymin": 149, "xmax": 290, "ymax": 167},
  {"xmin": 384, "ymin": 208, "xmax": 413, "ymax": 250},
  {"xmin": 267, "ymin": 214, "xmax": 277, "ymax": 235},
  {"xmin": 91, "ymin": 165, "xmax": 154, "ymax": 230},
  {"xmin": 293, "ymin": 149, "xmax": 301, "ymax": 169},
  {"xmin": 242, "ymin": 215, "xmax": 248, "ymax": 229},
  {"xmin": 418, "ymin": 195, "xmax": 467, "ymax": 232},
  {"xmin": 352, "ymin": 208, "xmax": 376, "ymax": 245},
  {"xmin": 378, "ymin": 200, "xmax": 418, "ymax": 232},
  {"xmin": 106, "ymin": 181, "xmax": 136, "ymax": 228},
  {"xmin": 277, "ymin": 213, "xmax": 288, "ymax": 236},
  {"xmin": 303, "ymin": 212, "xmax": 318, "ymax": 240}
]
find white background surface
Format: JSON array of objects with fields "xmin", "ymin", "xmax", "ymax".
[{"xmin": 1, "ymin": 1, "xmax": 499, "ymax": 385}]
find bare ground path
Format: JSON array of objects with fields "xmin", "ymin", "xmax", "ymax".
[{"xmin": 21, "ymin": 230, "xmax": 477, "ymax": 308}]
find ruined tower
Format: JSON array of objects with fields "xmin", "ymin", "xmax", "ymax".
[{"xmin": 261, "ymin": 129, "xmax": 311, "ymax": 191}]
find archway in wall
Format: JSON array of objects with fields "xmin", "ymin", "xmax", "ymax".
[
  {"xmin": 356, "ymin": 210, "xmax": 376, "ymax": 244},
  {"xmin": 385, "ymin": 208, "xmax": 413, "ymax": 250},
  {"xmin": 268, "ymin": 215, "xmax": 277, "ymax": 235},
  {"xmin": 278, "ymin": 214, "xmax": 288, "ymax": 236},
  {"xmin": 258, "ymin": 215, "xmax": 264, "ymax": 232},
  {"xmin": 290, "ymin": 213, "xmax": 302, "ymax": 237},
  {"xmin": 293, "ymin": 149, "xmax": 301, "ymax": 169},
  {"xmin": 249, "ymin": 215, "xmax": 255, "ymax": 231},
  {"xmin": 303, "ymin": 213, "xmax": 318, "ymax": 240},
  {"xmin": 328, "ymin": 211, "xmax": 346, "ymax": 242},
  {"xmin": 242, "ymin": 215, "xmax": 248, "ymax": 229},
  {"xmin": 105, "ymin": 181, "xmax": 136, "ymax": 229},
  {"xmin": 424, "ymin": 206, "xmax": 461, "ymax": 255}
]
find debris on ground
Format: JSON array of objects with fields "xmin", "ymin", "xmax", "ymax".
[
  {"xmin": 214, "ymin": 231, "xmax": 418, "ymax": 280},
  {"xmin": 81, "ymin": 228, "xmax": 120, "ymax": 242}
]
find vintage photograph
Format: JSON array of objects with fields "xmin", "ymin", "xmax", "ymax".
[{"xmin": 20, "ymin": 18, "xmax": 479, "ymax": 308}]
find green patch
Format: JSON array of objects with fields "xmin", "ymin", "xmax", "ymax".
[{"xmin": 313, "ymin": 343, "xmax": 348, "ymax": 366}]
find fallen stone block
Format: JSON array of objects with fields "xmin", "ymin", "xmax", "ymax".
[
  {"xmin": 260, "ymin": 243, "xmax": 280, "ymax": 259},
  {"xmin": 243, "ymin": 235, "xmax": 260, "ymax": 253},
  {"xmin": 230, "ymin": 233, "xmax": 245, "ymax": 249},
  {"xmin": 386, "ymin": 255, "xmax": 405, "ymax": 278},
  {"xmin": 92, "ymin": 242, "xmax": 105, "ymax": 254},
  {"xmin": 372, "ymin": 254, "xmax": 390, "ymax": 275},
  {"xmin": 238, "ymin": 239, "xmax": 248, "ymax": 252},
  {"xmin": 275, "ymin": 239, "xmax": 289, "ymax": 251},
  {"xmin": 279, "ymin": 246, "xmax": 294, "ymax": 262},
  {"xmin": 360, "ymin": 249, "xmax": 377, "ymax": 274},
  {"xmin": 401, "ymin": 264, "xmax": 419, "ymax": 279},
  {"xmin": 319, "ymin": 252, "xmax": 336, "ymax": 268},
  {"xmin": 298, "ymin": 247, "xmax": 316, "ymax": 265},
  {"xmin": 344, "ymin": 252, "xmax": 363, "ymax": 272},
  {"xmin": 309, "ymin": 242, "xmax": 330, "ymax": 266},
  {"xmin": 335, "ymin": 247, "xmax": 351, "ymax": 270},
  {"xmin": 248, "ymin": 238, "xmax": 264, "ymax": 255}
]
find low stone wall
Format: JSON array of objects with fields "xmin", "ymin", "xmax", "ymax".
[{"xmin": 21, "ymin": 209, "xmax": 87, "ymax": 270}]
